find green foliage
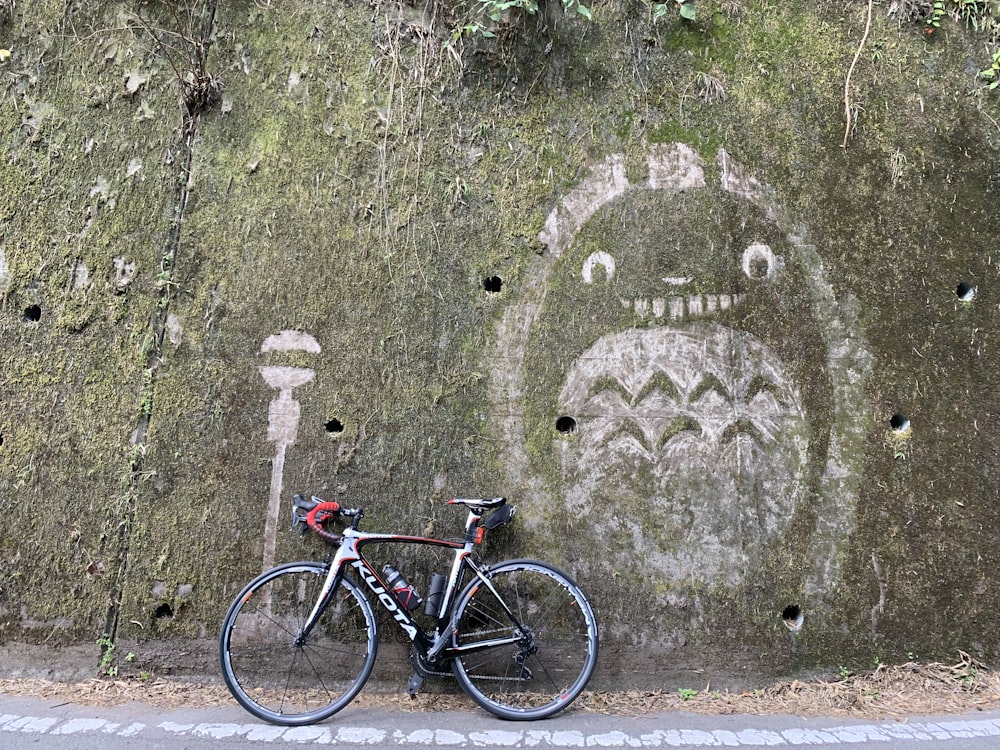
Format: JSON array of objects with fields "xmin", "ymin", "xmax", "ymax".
[
  {"xmin": 891, "ymin": 1, "xmax": 1000, "ymax": 89},
  {"xmin": 452, "ymin": 0, "xmax": 592, "ymax": 41},
  {"xmin": 954, "ymin": 0, "xmax": 1000, "ymax": 35},
  {"xmin": 928, "ymin": 0, "xmax": 947, "ymax": 31},
  {"xmin": 646, "ymin": 0, "xmax": 696, "ymax": 23},
  {"xmin": 97, "ymin": 634, "xmax": 118, "ymax": 677},
  {"xmin": 678, "ymin": 687, "xmax": 699, "ymax": 700},
  {"xmin": 908, "ymin": 0, "xmax": 1000, "ymax": 39},
  {"xmin": 140, "ymin": 368, "xmax": 155, "ymax": 416},
  {"xmin": 980, "ymin": 48, "xmax": 1000, "ymax": 89},
  {"xmin": 449, "ymin": 0, "xmax": 697, "ymax": 42}
]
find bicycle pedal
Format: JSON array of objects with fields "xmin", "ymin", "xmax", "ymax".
[{"xmin": 407, "ymin": 672, "xmax": 424, "ymax": 698}]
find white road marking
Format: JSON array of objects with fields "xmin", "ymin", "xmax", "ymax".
[
  {"xmin": 50, "ymin": 717, "xmax": 118, "ymax": 734},
  {"xmin": 2, "ymin": 711, "xmax": 1000, "ymax": 746}
]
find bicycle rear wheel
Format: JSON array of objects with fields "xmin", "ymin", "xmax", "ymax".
[
  {"xmin": 219, "ymin": 561, "xmax": 377, "ymax": 726},
  {"xmin": 451, "ymin": 559, "xmax": 599, "ymax": 720}
]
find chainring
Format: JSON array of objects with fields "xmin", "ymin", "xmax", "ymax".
[{"xmin": 410, "ymin": 643, "xmax": 451, "ymax": 679}]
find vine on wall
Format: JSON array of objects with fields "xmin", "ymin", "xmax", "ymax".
[{"xmin": 448, "ymin": 0, "xmax": 695, "ymax": 41}]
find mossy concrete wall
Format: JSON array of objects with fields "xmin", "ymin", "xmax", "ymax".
[{"xmin": 1, "ymin": 0, "xmax": 999, "ymax": 686}]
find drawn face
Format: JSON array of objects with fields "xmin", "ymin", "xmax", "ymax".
[
  {"xmin": 549, "ymin": 180, "xmax": 811, "ymax": 584},
  {"xmin": 492, "ymin": 145, "xmax": 870, "ymax": 594}
]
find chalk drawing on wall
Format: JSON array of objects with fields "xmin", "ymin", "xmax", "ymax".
[
  {"xmin": 489, "ymin": 143, "xmax": 872, "ymax": 597},
  {"xmin": 555, "ymin": 321, "xmax": 808, "ymax": 586},
  {"xmin": 259, "ymin": 331, "xmax": 320, "ymax": 573}
]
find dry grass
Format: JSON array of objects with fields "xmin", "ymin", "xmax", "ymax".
[
  {"xmin": 576, "ymin": 653, "xmax": 1000, "ymax": 719},
  {"xmin": 3, "ymin": 653, "xmax": 999, "ymax": 719}
]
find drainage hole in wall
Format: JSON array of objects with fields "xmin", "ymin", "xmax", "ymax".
[
  {"xmin": 325, "ymin": 418, "xmax": 344, "ymax": 434},
  {"xmin": 483, "ymin": 276, "xmax": 503, "ymax": 293},
  {"xmin": 956, "ymin": 282, "xmax": 976, "ymax": 302},
  {"xmin": 154, "ymin": 603, "xmax": 174, "ymax": 619},
  {"xmin": 747, "ymin": 256, "xmax": 770, "ymax": 279},
  {"xmin": 555, "ymin": 416, "xmax": 577, "ymax": 434},
  {"xmin": 781, "ymin": 604, "xmax": 804, "ymax": 632},
  {"xmin": 0, "ymin": 435, "xmax": 4, "ymax": 448},
  {"xmin": 890, "ymin": 413, "xmax": 910, "ymax": 432},
  {"xmin": 23, "ymin": 304, "xmax": 42, "ymax": 322}
]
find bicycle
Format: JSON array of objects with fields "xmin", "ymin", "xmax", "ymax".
[{"xmin": 218, "ymin": 494, "xmax": 599, "ymax": 725}]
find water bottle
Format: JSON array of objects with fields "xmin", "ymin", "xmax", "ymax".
[
  {"xmin": 383, "ymin": 564, "xmax": 422, "ymax": 612},
  {"xmin": 424, "ymin": 573, "xmax": 446, "ymax": 618}
]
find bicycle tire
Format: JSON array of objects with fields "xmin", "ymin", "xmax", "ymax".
[
  {"xmin": 450, "ymin": 559, "xmax": 599, "ymax": 720},
  {"xmin": 219, "ymin": 561, "xmax": 378, "ymax": 726}
]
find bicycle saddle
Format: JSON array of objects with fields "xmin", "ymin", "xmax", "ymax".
[{"xmin": 449, "ymin": 497, "xmax": 507, "ymax": 511}]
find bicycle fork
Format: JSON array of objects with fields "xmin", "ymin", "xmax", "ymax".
[
  {"xmin": 295, "ymin": 562, "xmax": 345, "ymax": 646},
  {"xmin": 294, "ymin": 537, "xmax": 365, "ymax": 645}
]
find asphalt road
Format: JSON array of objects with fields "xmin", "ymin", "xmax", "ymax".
[{"xmin": 4, "ymin": 694, "xmax": 1000, "ymax": 750}]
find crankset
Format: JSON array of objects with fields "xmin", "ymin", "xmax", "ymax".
[
  {"xmin": 410, "ymin": 643, "xmax": 451, "ymax": 679},
  {"xmin": 407, "ymin": 644, "xmax": 452, "ymax": 698}
]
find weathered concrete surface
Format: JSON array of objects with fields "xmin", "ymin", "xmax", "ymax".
[{"xmin": 1, "ymin": 0, "xmax": 999, "ymax": 687}]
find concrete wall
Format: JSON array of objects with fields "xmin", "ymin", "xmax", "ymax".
[{"xmin": 2, "ymin": 0, "xmax": 1000, "ymax": 685}]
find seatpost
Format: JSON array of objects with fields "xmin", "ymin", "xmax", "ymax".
[{"xmin": 463, "ymin": 510, "xmax": 483, "ymax": 545}]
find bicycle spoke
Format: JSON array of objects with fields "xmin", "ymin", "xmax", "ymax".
[
  {"xmin": 220, "ymin": 564, "xmax": 378, "ymax": 726},
  {"xmin": 223, "ymin": 503, "xmax": 598, "ymax": 725},
  {"xmin": 452, "ymin": 561, "xmax": 598, "ymax": 720}
]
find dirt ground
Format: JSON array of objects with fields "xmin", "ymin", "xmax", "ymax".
[{"xmin": 2, "ymin": 650, "xmax": 999, "ymax": 719}]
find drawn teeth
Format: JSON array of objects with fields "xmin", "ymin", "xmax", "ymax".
[{"xmin": 621, "ymin": 293, "xmax": 745, "ymax": 320}]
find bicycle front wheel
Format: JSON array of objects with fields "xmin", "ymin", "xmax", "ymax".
[
  {"xmin": 451, "ymin": 559, "xmax": 599, "ymax": 720},
  {"xmin": 219, "ymin": 561, "xmax": 378, "ymax": 726}
]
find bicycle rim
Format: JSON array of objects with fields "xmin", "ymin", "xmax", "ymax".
[
  {"xmin": 451, "ymin": 559, "xmax": 599, "ymax": 720},
  {"xmin": 219, "ymin": 561, "xmax": 377, "ymax": 726}
]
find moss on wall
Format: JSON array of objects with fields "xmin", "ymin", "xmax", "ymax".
[{"xmin": 1, "ymin": 0, "xmax": 999, "ymax": 684}]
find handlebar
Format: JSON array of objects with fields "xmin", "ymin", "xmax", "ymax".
[
  {"xmin": 288, "ymin": 493, "xmax": 515, "ymax": 546},
  {"xmin": 290, "ymin": 493, "xmax": 362, "ymax": 545}
]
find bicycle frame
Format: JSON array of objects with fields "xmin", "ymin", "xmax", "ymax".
[
  {"xmin": 223, "ymin": 494, "xmax": 598, "ymax": 723},
  {"xmin": 299, "ymin": 507, "xmax": 525, "ymax": 665}
]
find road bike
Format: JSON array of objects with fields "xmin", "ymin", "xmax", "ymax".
[{"xmin": 218, "ymin": 494, "xmax": 599, "ymax": 725}]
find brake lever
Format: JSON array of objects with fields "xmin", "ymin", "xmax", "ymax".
[{"xmin": 289, "ymin": 493, "xmax": 310, "ymax": 534}]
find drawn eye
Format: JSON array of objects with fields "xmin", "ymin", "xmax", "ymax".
[{"xmin": 742, "ymin": 243, "xmax": 776, "ymax": 280}]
